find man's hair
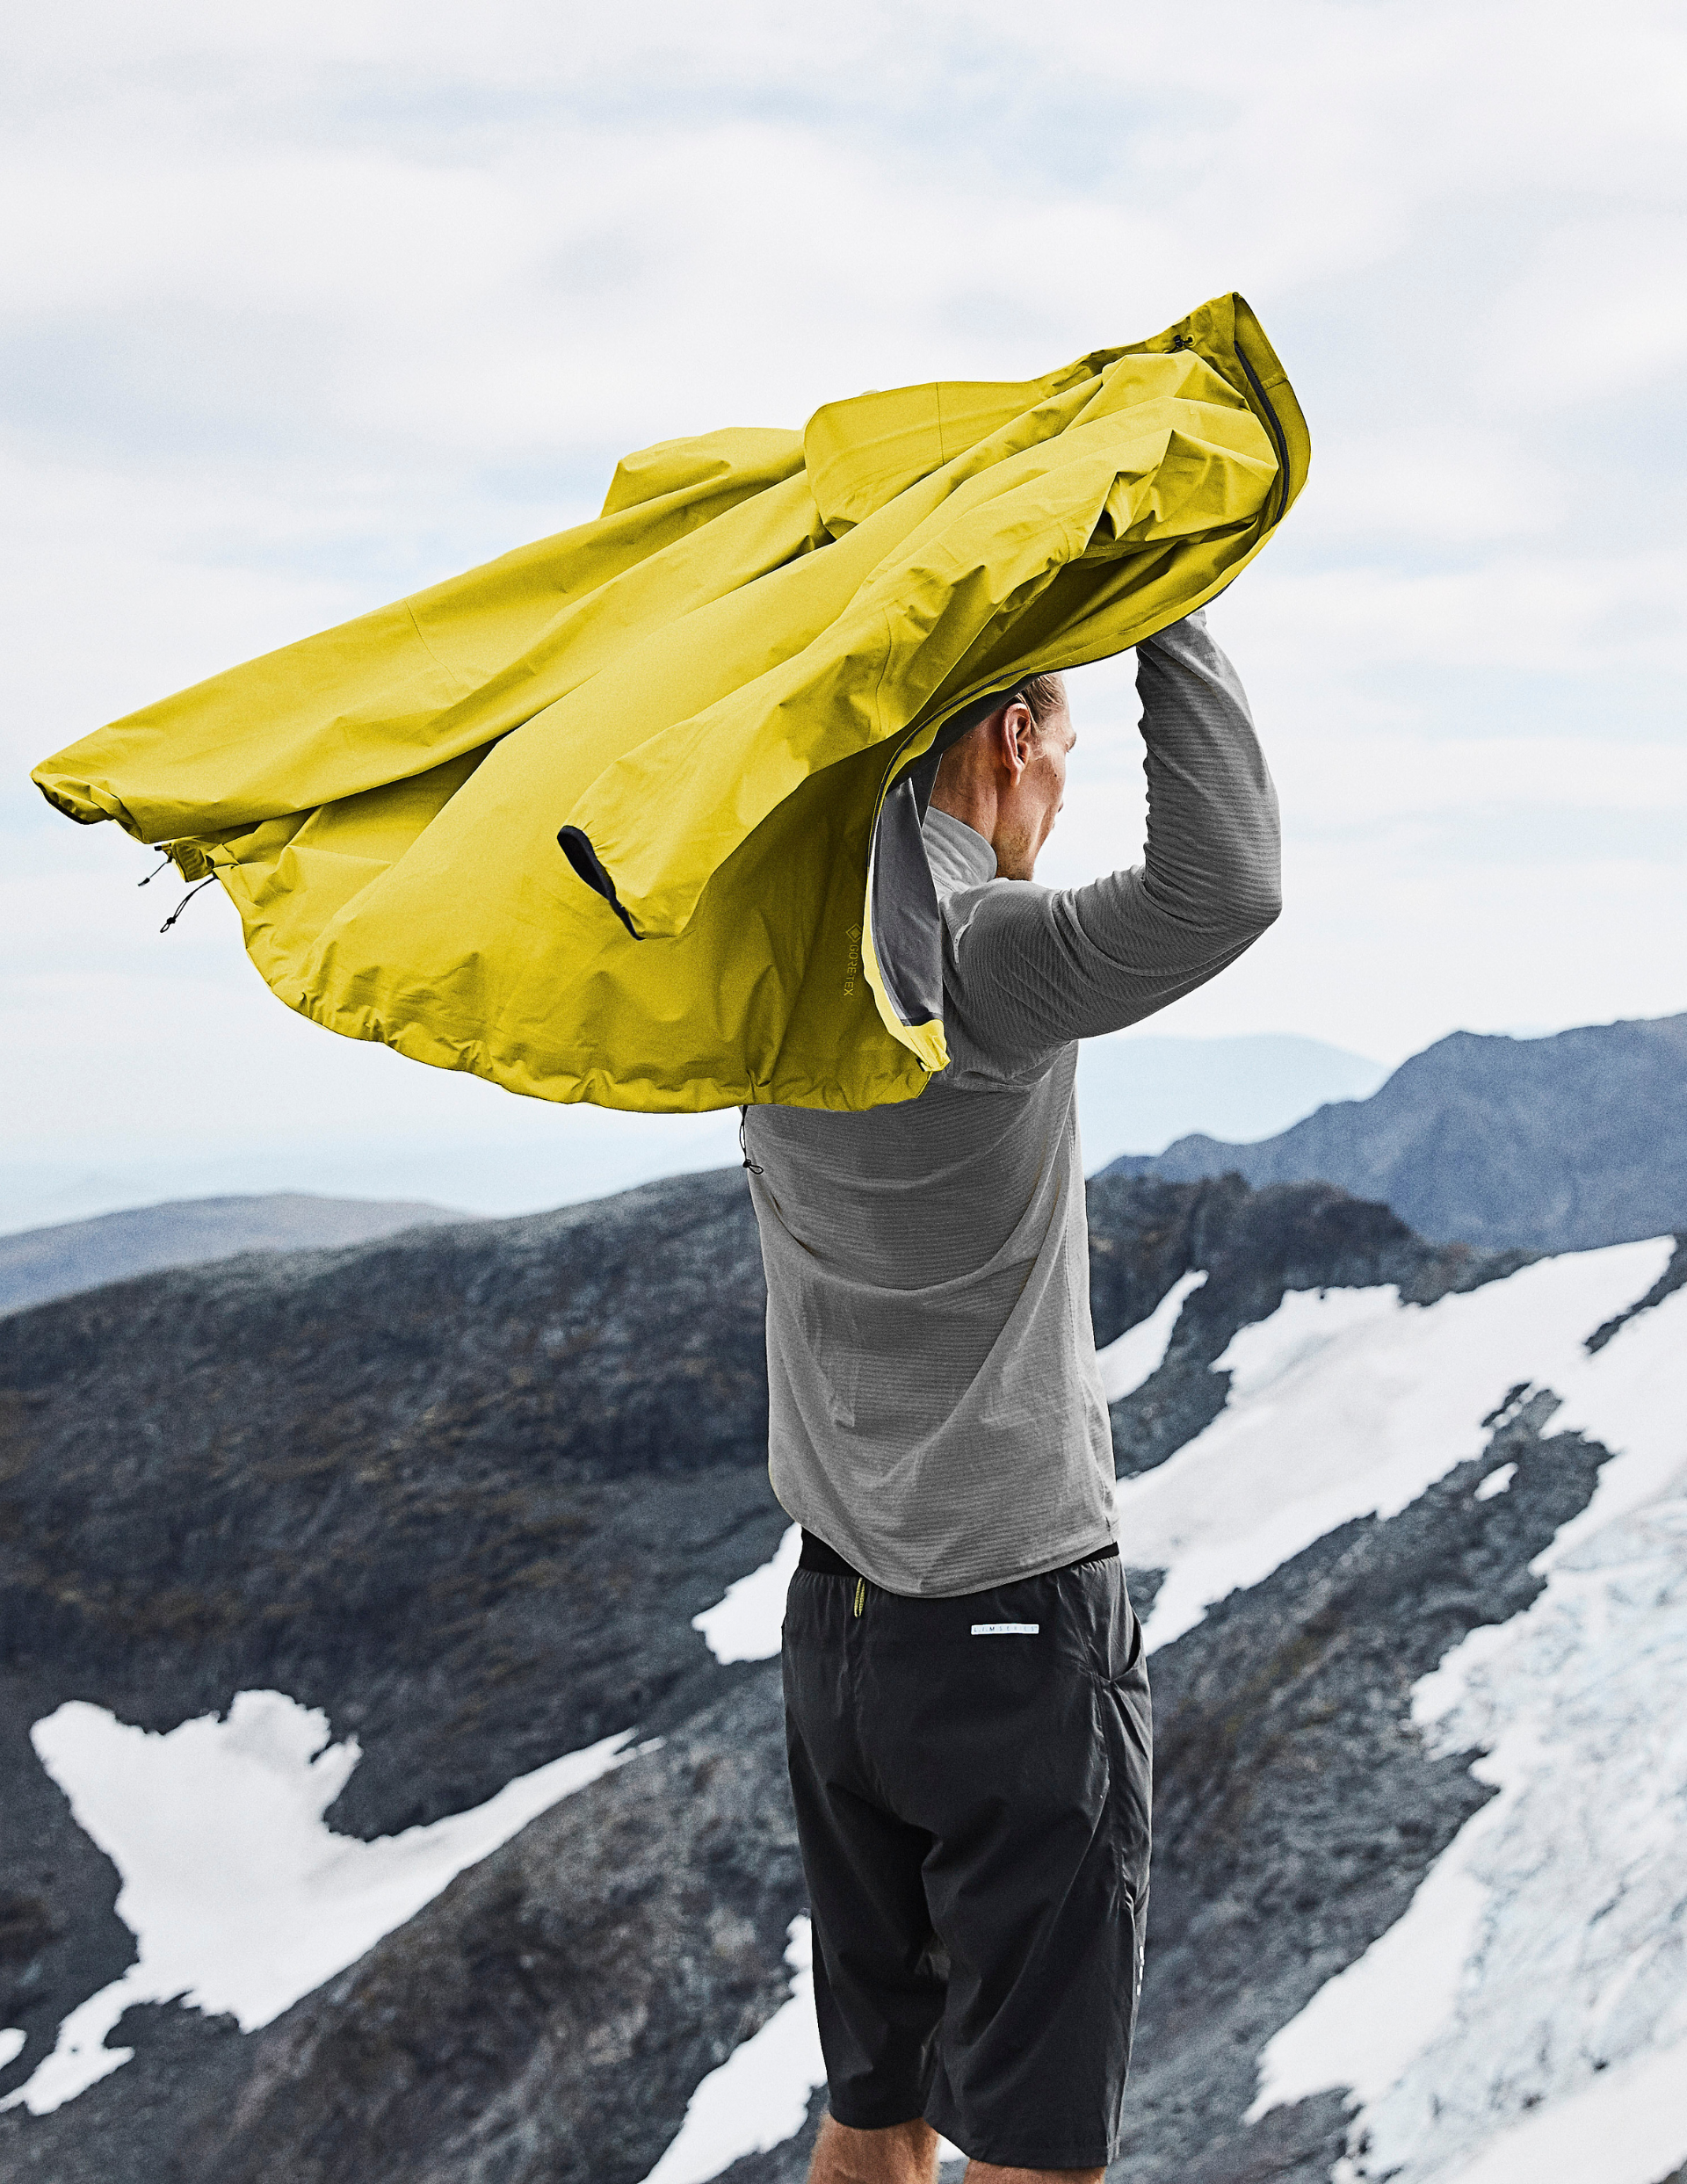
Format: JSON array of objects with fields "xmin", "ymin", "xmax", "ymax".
[
  {"xmin": 1016, "ymin": 672, "xmax": 1068, "ymax": 729},
  {"xmin": 940, "ymin": 673, "xmax": 1069, "ymax": 781}
]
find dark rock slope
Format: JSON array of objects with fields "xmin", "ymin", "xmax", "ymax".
[
  {"xmin": 0, "ymin": 1163, "xmax": 1665, "ymax": 2182},
  {"xmin": 1116, "ymin": 1385, "xmax": 1615, "ymax": 2182},
  {"xmin": 1104, "ymin": 1010, "xmax": 1687, "ymax": 1254},
  {"xmin": 189, "ymin": 1674, "xmax": 803, "ymax": 2184},
  {"xmin": 0, "ymin": 1173, "xmax": 776, "ymax": 1850}
]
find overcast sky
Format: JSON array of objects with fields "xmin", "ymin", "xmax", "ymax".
[{"xmin": 4, "ymin": 0, "xmax": 1683, "ymax": 1223}]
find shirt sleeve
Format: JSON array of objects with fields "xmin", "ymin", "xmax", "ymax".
[{"xmin": 937, "ymin": 610, "xmax": 1282, "ymax": 1076}]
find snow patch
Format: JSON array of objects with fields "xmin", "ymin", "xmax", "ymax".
[
  {"xmin": 1247, "ymin": 1813, "xmax": 1500, "ymax": 2122},
  {"xmin": 692, "ymin": 1522, "xmax": 800, "ymax": 1664},
  {"xmin": 638, "ymin": 1918, "xmax": 964, "ymax": 2184},
  {"xmin": 1116, "ymin": 1239, "xmax": 1673, "ymax": 1652},
  {"xmin": 1474, "ymin": 1462, "xmax": 1517, "ymax": 1500},
  {"xmin": 1097, "ymin": 1269, "xmax": 1206, "ymax": 1403},
  {"xmin": 0, "ymin": 2029, "xmax": 23, "ymax": 2071},
  {"xmin": 640, "ymin": 1917, "xmax": 826, "ymax": 2184},
  {"xmin": 1248, "ymin": 1273, "xmax": 1687, "ymax": 2184},
  {"xmin": 2, "ymin": 1691, "xmax": 638, "ymax": 2115}
]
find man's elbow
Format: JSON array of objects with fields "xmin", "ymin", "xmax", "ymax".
[
  {"xmin": 1220, "ymin": 871, "xmax": 1283, "ymax": 944},
  {"xmin": 1137, "ymin": 862, "xmax": 1282, "ymax": 948}
]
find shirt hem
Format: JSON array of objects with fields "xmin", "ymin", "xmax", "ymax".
[{"xmin": 771, "ymin": 1496, "xmax": 1119, "ymax": 1599}]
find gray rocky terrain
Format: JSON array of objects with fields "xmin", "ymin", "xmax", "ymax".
[
  {"xmin": 0, "ymin": 1164, "xmax": 1679, "ymax": 2182},
  {"xmin": 1105, "ymin": 1010, "xmax": 1687, "ymax": 1253}
]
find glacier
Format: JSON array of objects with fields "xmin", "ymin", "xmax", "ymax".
[
  {"xmin": 1116, "ymin": 1238, "xmax": 1674, "ymax": 1652},
  {"xmin": 1249, "ymin": 1260, "xmax": 1687, "ymax": 2183}
]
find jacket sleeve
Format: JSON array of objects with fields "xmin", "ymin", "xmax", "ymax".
[{"xmin": 938, "ymin": 611, "xmax": 1282, "ymax": 1074}]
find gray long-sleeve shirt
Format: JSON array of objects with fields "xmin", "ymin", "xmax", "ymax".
[{"xmin": 742, "ymin": 612, "xmax": 1280, "ymax": 1597}]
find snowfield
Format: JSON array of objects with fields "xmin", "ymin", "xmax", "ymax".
[
  {"xmin": 1, "ymin": 1695, "xmax": 639, "ymax": 2115},
  {"xmin": 636, "ymin": 1918, "xmax": 966, "ymax": 2184},
  {"xmin": 1096, "ymin": 1267, "xmax": 1207, "ymax": 1403},
  {"xmin": 1116, "ymin": 1238, "xmax": 1675, "ymax": 1653},
  {"xmin": 639, "ymin": 1918, "xmax": 827, "ymax": 2184}
]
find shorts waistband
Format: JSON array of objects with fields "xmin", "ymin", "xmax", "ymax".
[{"xmin": 797, "ymin": 1529, "xmax": 1119, "ymax": 1591}]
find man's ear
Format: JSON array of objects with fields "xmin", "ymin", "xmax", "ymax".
[{"xmin": 1002, "ymin": 700, "xmax": 1036, "ymax": 777}]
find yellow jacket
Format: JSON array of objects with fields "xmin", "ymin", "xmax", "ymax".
[{"xmin": 33, "ymin": 292, "xmax": 1307, "ymax": 1113}]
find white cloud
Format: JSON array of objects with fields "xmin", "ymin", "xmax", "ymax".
[
  {"xmin": 1295, "ymin": 435, "xmax": 1571, "ymax": 547},
  {"xmin": 1481, "ymin": 214, "xmax": 1687, "ymax": 404},
  {"xmin": 1226, "ymin": 553, "xmax": 1687, "ymax": 679},
  {"xmin": 1276, "ymin": 733, "xmax": 1687, "ymax": 828}
]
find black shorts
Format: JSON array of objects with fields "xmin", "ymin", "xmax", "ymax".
[{"xmin": 782, "ymin": 1537, "xmax": 1152, "ymax": 2173}]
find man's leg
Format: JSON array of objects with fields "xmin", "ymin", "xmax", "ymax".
[
  {"xmin": 806, "ymin": 2110, "xmax": 1104, "ymax": 2184},
  {"xmin": 963, "ymin": 2165, "xmax": 1103, "ymax": 2183},
  {"xmin": 785, "ymin": 1573, "xmax": 949, "ymax": 2140},
  {"xmin": 807, "ymin": 2112, "xmax": 938, "ymax": 2183}
]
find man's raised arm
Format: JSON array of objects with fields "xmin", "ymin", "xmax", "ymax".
[{"xmin": 939, "ymin": 610, "xmax": 1282, "ymax": 1069}]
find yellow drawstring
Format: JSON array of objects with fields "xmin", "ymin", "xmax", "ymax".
[{"xmin": 853, "ymin": 1577, "xmax": 865, "ymax": 1617}]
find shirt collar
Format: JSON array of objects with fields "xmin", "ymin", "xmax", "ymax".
[{"xmin": 922, "ymin": 805, "xmax": 998, "ymax": 897}]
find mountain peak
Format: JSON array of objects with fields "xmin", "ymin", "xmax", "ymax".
[{"xmin": 1104, "ymin": 1009, "xmax": 1687, "ymax": 1252}]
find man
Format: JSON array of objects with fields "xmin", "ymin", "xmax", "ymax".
[{"xmin": 742, "ymin": 611, "xmax": 1280, "ymax": 2184}]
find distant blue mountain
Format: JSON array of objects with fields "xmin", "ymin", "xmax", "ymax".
[
  {"xmin": 0, "ymin": 1194, "xmax": 470, "ymax": 1318},
  {"xmin": 1076, "ymin": 1034, "xmax": 1387, "ymax": 1169},
  {"xmin": 1103, "ymin": 1012, "xmax": 1687, "ymax": 1252}
]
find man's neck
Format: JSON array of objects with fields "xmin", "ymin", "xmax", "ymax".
[
  {"xmin": 927, "ymin": 776, "xmax": 999, "ymax": 848},
  {"xmin": 929, "ymin": 785, "xmax": 1039, "ymax": 882}
]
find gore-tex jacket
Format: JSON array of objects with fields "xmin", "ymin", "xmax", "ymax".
[{"xmin": 31, "ymin": 293, "xmax": 1307, "ymax": 1115}]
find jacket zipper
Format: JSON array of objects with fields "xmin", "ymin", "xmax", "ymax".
[{"xmin": 1230, "ymin": 339, "xmax": 1292, "ymax": 528}]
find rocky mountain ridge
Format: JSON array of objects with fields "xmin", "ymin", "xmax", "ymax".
[
  {"xmin": 0, "ymin": 1167, "xmax": 1681, "ymax": 2183},
  {"xmin": 1105, "ymin": 1010, "xmax": 1687, "ymax": 1253}
]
